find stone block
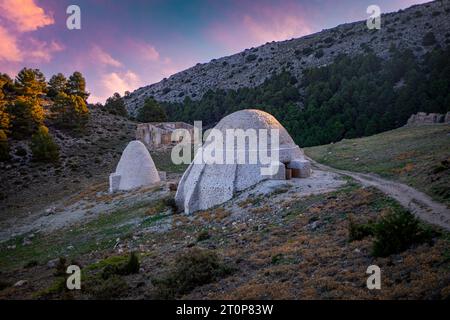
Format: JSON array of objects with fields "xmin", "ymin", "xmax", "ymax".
[
  {"xmin": 288, "ymin": 159, "xmax": 311, "ymax": 178},
  {"xmin": 109, "ymin": 173, "xmax": 121, "ymax": 193},
  {"xmin": 158, "ymin": 171, "xmax": 167, "ymax": 181}
]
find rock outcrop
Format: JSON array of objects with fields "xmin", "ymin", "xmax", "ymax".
[
  {"xmin": 406, "ymin": 112, "xmax": 450, "ymax": 126},
  {"xmin": 125, "ymin": 1, "xmax": 450, "ymax": 115}
]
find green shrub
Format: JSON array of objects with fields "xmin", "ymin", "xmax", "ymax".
[
  {"xmin": 24, "ymin": 260, "xmax": 38, "ymax": 268},
  {"xmin": 245, "ymin": 54, "xmax": 257, "ymax": 62},
  {"xmin": 0, "ymin": 129, "xmax": 9, "ymax": 161},
  {"xmin": 33, "ymin": 277, "xmax": 73, "ymax": 300},
  {"xmin": 314, "ymin": 49, "xmax": 324, "ymax": 58},
  {"xmin": 101, "ymin": 252, "xmax": 140, "ymax": 279},
  {"xmin": 136, "ymin": 98, "xmax": 167, "ymax": 123},
  {"xmin": 372, "ymin": 209, "xmax": 434, "ymax": 257},
  {"xmin": 0, "ymin": 280, "xmax": 12, "ymax": 291},
  {"xmin": 348, "ymin": 215, "xmax": 375, "ymax": 241},
  {"xmin": 422, "ymin": 32, "xmax": 437, "ymax": 46},
  {"xmin": 302, "ymin": 47, "xmax": 314, "ymax": 55},
  {"xmin": 54, "ymin": 257, "xmax": 67, "ymax": 276},
  {"xmin": 104, "ymin": 93, "xmax": 128, "ymax": 117},
  {"xmin": 30, "ymin": 126, "xmax": 59, "ymax": 162},
  {"xmin": 164, "ymin": 197, "xmax": 178, "ymax": 212},
  {"xmin": 15, "ymin": 146, "xmax": 27, "ymax": 157},
  {"xmin": 196, "ymin": 230, "xmax": 211, "ymax": 242},
  {"xmin": 87, "ymin": 275, "xmax": 128, "ymax": 300},
  {"xmin": 152, "ymin": 248, "xmax": 233, "ymax": 299}
]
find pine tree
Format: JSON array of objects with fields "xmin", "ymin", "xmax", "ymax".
[
  {"xmin": 0, "ymin": 77, "xmax": 10, "ymax": 133},
  {"xmin": 137, "ymin": 98, "xmax": 167, "ymax": 122},
  {"xmin": 0, "ymin": 73, "xmax": 14, "ymax": 99},
  {"xmin": 67, "ymin": 71, "xmax": 89, "ymax": 100},
  {"xmin": 10, "ymin": 96, "xmax": 45, "ymax": 138},
  {"xmin": 15, "ymin": 68, "xmax": 46, "ymax": 99},
  {"xmin": 11, "ymin": 69, "xmax": 46, "ymax": 138},
  {"xmin": 0, "ymin": 129, "xmax": 9, "ymax": 161},
  {"xmin": 51, "ymin": 92, "xmax": 89, "ymax": 130},
  {"xmin": 47, "ymin": 73, "xmax": 67, "ymax": 98},
  {"xmin": 104, "ymin": 92, "xmax": 128, "ymax": 117},
  {"xmin": 30, "ymin": 125, "xmax": 59, "ymax": 162}
]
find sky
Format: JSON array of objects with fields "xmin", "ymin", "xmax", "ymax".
[{"xmin": 0, "ymin": 0, "xmax": 430, "ymax": 104}]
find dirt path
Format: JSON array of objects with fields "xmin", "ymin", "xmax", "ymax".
[{"xmin": 308, "ymin": 158, "xmax": 450, "ymax": 231}]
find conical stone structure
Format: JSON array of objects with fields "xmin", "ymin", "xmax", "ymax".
[{"xmin": 109, "ymin": 140, "xmax": 160, "ymax": 192}]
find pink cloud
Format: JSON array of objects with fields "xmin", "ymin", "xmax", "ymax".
[
  {"xmin": 208, "ymin": 1, "xmax": 312, "ymax": 52},
  {"xmin": 0, "ymin": 0, "xmax": 54, "ymax": 32},
  {"xmin": 140, "ymin": 44, "xmax": 160, "ymax": 61},
  {"xmin": 102, "ymin": 71, "xmax": 141, "ymax": 94},
  {"xmin": 27, "ymin": 39, "xmax": 64, "ymax": 63},
  {"xmin": 0, "ymin": 0, "xmax": 61, "ymax": 66},
  {"xmin": 89, "ymin": 70, "xmax": 142, "ymax": 104},
  {"xmin": 90, "ymin": 45, "xmax": 123, "ymax": 67},
  {"xmin": 0, "ymin": 26, "xmax": 23, "ymax": 62},
  {"xmin": 130, "ymin": 41, "xmax": 160, "ymax": 61}
]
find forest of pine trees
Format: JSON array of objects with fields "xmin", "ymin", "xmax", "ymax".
[
  {"xmin": 0, "ymin": 68, "xmax": 89, "ymax": 162},
  {"xmin": 161, "ymin": 45, "xmax": 450, "ymax": 147}
]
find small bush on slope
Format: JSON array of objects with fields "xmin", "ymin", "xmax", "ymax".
[
  {"xmin": 30, "ymin": 126, "xmax": 59, "ymax": 162},
  {"xmin": 348, "ymin": 214, "xmax": 375, "ymax": 242},
  {"xmin": 101, "ymin": 252, "xmax": 140, "ymax": 279},
  {"xmin": 348, "ymin": 208, "xmax": 436, "ymax": 257},
  {"xmin": 151, "ymin": 248, "xmax": 233, "ymax": 299},
  {"xmin": 372, "ymin": 209, "xmax": 435, "ymax": 257}
]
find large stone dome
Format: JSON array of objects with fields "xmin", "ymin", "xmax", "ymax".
[
  {"xmin": 211, "ymin": 109, "xmax": 297, "ymax": 147},
  {"xmin": 109, "ymin": 140, "xmax": 160, "ymax": 192},
  {"xmin": 175, "ymin": 109, "xmax": 309, "ymax": 214}
]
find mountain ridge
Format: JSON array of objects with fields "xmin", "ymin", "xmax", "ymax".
[{"xmin": 124, "ymin": 0, "xmax": 450, "ymax": 115}]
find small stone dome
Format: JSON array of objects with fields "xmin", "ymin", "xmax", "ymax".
[{"xmin": 109, "ymin": 140, "xmax": 160, "ymax": 192}]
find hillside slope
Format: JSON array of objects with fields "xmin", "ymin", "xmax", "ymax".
[
  {"xmin": 305, "ymin": 124, "xmax": 450, "ymax": 205},
  {"xmin": 125, "ymin": 0, "xmax": 450, "ymax": 114},
  {"xmin": 0, "ymin": 108, "xmax": 136, "ymax": 220}
]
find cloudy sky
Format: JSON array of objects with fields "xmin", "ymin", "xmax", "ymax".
[{"xmin": 0, "ymin": 0, "xmax": 429, "ymax": 103}]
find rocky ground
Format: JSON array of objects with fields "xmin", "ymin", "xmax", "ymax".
[{"xmin": 0, "ymin": 162, "xmax": 448, "ymax": 299}]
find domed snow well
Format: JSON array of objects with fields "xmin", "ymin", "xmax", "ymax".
[
  {"xmin": 175, "ymin": 109, "xmax": 311, "ymax": 214},
  {"xmin": 109, "ymin": 140, "xmax": 161, "ymax": 192}
]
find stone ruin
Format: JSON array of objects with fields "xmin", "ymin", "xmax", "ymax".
[
  {"xmin": 175, "ymin": 109, "xmax": 311, "ymax": 214},
  {"xmin": 406, "ymin": 112, "xmax": 450, "ymax": 126},
  {"xmin": 136, "ymin": 122, "xmax": 194, "ymax": 150},
  {"xmin": 109, "ymin": 140, "xmax": 162, "ymax": 193}
]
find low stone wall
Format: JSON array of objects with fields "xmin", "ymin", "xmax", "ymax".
[{"xmin": 406, "ymin": 112, "xmax": 450, "ymax": 126}]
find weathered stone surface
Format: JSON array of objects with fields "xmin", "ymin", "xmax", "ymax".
[
  {"xmin": 136, "ymin": 122, "xmax": 194, "ymax": 150},
  {"xmin": 406, "ymin": 112, "xmax": 447, "ymax": 126},
  {"xmin": 268, "ymin": 162, "xmax": 286, "ymax": 180},
  {"xmin": 288, "ymin": 159, "xmax": 311, "ymax": 178},
  {"xmin": 175, "ymin": 109, "xmax": 310, "ymax": 214},
  {"xmin": 158, "ymin": 171, "xmax": 167, "ymax": 181},
  {"xmin": 109, "ymin": 140, "xmax": 160, "ymax": 192}
]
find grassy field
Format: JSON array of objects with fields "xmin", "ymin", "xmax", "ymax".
[
  {"xmin": 150, "ymin": 149, "xmax": 190, "ymax": 174},
  {"xmin": 305, "ymin": 125, "xmax": 450, "ymax": 205}
]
